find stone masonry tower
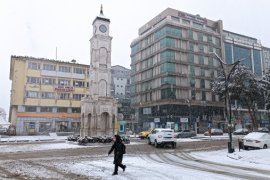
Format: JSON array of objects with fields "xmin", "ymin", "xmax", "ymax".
[{"xmin": 80, "ymin": 6, "xmax": 118, "ymax": 137}]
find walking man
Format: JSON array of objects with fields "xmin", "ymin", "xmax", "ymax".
[{"xmin": 108, "ymin": 134, "xmax": 126, "ymax": 175}]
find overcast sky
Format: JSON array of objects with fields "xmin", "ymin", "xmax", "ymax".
[{"xmin": 0, "ymin": 0, "xmax": 269, "ymax": 118}]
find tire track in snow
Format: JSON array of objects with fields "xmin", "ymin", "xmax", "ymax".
[
  {"xmin": 166, "ymin": 152, "xmax": 270, "ymax": 180},
  {"xmin": 182, "ymin": 152, "xmax": 270, "ymax": 177},
  {"xmin": 0, "ymin": 161, "xmax": 28, "ymax": 180}
]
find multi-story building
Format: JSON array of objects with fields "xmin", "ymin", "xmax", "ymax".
[
  {"xmin": 262, "ymin": 47, "xmax": 270, "ymax": 74},
  {"xmin": 223, "ymin": 31, "xmax": 270, "ymax": 128},
  {"xmin": 223, "ymin": 30, "xmax": 263, "ymax": 76},
  {"xmin": 130, "ymin": 8, "xmax": 225, "ymax": 132},
  {"xmin": 9, "ymin": 56, "xmax": 89, "ymax": 135},
  {"xmin": 111, "ymin": 65, "xmax": 131, "ymax": 99},
  {"xmin": 111, "ymin": 65, "xmax": 136, "ymax": 133}
]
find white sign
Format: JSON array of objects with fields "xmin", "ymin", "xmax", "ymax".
[
  {"xmin": 154, "ymin": 118, "xmax": 160, "ymax": 123},
  {"xmin": 180, "ymin": 118, "xmax": 189, "ymax": 123}
]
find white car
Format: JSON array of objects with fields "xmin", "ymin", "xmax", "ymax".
[
  {"xmin": 148, "ymin": 128, "xmax": 176, "ymax": 148},
  {"xmin": 243, "ymin": 132, "xmax": 270, "ymax": 149}
]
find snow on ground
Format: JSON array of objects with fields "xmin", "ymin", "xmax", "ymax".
[
  {"xmin": 1, "ymin": 135, "xmax": 270, "ymax": 179},
  {"xmin": 53, "ymin": 154, "xmax": 231, "ymax": 180},
  {"xmin": 191, "ymin": 148, "xmax": 270, "ymax": 170},
  {"xmin": 0, "ymin": 134, "xmax": 67, "ymax": 142}
]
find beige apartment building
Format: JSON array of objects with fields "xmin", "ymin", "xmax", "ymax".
[{"xmin": 9, "ymin": 56, "xmax": 89, "ymax": 135}]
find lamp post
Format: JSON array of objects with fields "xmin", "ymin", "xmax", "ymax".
[{"xmin": 211, "ymin": 52, "xmax": 241, "ymax": 153}]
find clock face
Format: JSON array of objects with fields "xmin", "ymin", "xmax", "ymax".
[{"xmin": 99, "ymin": 25, "xmax": 107, "ymax": 33}]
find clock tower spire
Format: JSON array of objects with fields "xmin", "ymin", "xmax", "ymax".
[{"xmin": 80, "ymin": 5, "xmax": 117, "ymax": 137}]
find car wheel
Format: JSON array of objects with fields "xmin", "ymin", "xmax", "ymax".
[
  {"xmin": 244, "ymin": 146, "xmax": 248, "ymax": 150},
  {"xmin": 154, "ymin": 140, "xmax": 159, "ymax": 148},
  {"xmin": 172, "ymin": 142, "xmax": 176, "ymax": 149},
  {"xmin": 263, "ymin": 144, "xmax": 268, "ymax": 149},
  {"xmin": 148, "ymin": 138, "xmax": 151, "ymax": 145}
]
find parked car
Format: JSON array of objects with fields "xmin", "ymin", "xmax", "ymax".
[
  {"xmin": 257, "ymin": 127, "xmax": 269, "ymax": 133},
  {"xmin": 148, "ymin": 128, "xmax": 176, "ymax": 148},
  {"xmin": 242, "ymin": 132, "xmax": 270, "ymax": 149},
  {"xmin": 138, "ymin": 129, "xmax": 153, "ymax": 139},
  {"xmin": 233, "ymin": 128, "xmax": 249, "ymax": 135},
  {"xmin": 174, "ymin": 130, "xmax": 196, "ymax": 138},
  {"xmin": 204, "ymin": 128, "xmax": 223, "ymax": 136}
]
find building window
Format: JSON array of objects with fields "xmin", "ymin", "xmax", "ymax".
[
  {"xmin": 73, "ymin": 94, "xmax": 83, "ymax": 100},
  {"xmin": 59, "ymin": 66, "xmax": 71, "ymax": 73},
  {"xmin": 28, "ymin": 62, "xmax": 40, "ymax": 70},
  {"xmin": 72, "ymin": 107, "xmax": 81, "ymax": 113},
  {"xmin": 160, "ymin": 50, "xmax": 175, "ymax": 61},
  {"xmin": 41, "ymin": 92, "xmax": 55, "ymax": 99},
  {"xmin": 73, "ymin": 67, "xmax": 85, "ymax": 74},
  {"xmin": 43, "ymin": 64, "xmax": 56, "ymax": 71},
  {"xmin": 161, "ymin": 88, "xmax": 176, "ymax": 99},
  {"xmin": 199, "ymin": 44, "xmax": 204, "ymax": 53},
  {"xmin": 25, "ymin": 91, "xmax": 39, "ymax": 98},
  {"xmin": 25, "ymin": 106, "xmax": 37, "ymax": 112},
  {"xmin": 161, "ymin": 76, "xmax": 176, "ymax": 85},
  {"xmin": 182, "ymin": 19, "xmax": 190, "ymax": 25},
  {"xmin": 58, "ymin": 79, "xmax": 70, "ymax": 85},
  {"xmin": 188, "ymin": 53, "xmax": 194, "ymax": 64},
  {"xmin": 160, "ymin": 37, "xmax": 176, "ymax": 48},
  {"xmin": 171, "ymin": 16, "xmax": 180, "ymax": 22},
  {"xmin": 73, "ymin": 81, "xmax": 85, "ymax": 87},
  {"xmin": 57, "ymin": 107, "xmax": 68, "ymax": 113},
  {"xmin": 160, "ymin": 63, "xmax": 175, "ymax": 73},
  {"xmin": 40, "ymin": 107, "xmax": 53, "ymax": 112},
  {"xmin": 58, "ymin": 93, "xmax": 70, "ymax": 99},
  {"xmin": 200, "ymin": 79, "xmax": 205, "ymax": 88},
  {"xmin": 189, "ymin": 66, "xmax": 195, "ymax": 76},
  {"xmin": 190, "ymin": 78, "xmax": 195, "ymax": 88},
  {"xmin": 201, "ymin": 69, "xmax": 205, "ymax": 77},
  {"xmin": 208, "ymin": 57, "xmax": 214, "ymax": 66},
  {"xmin": 199, "ymin": 55, "xmax": 204, "ymax": 65},
  {"xmin": 202, "ymin": 91, "xmax": 206, "ymax": 101},
  {"xmin": 42, "ymin": 78, "xmax": 55, "ymax": 85},
  {"xmin": 188, "ymin": 30, "xmax": 193, "ymax": 39},
  {"xmin": 27, "ymin": 77, "xmax": 41, "ymax": 84}
]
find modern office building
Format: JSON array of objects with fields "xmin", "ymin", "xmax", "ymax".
[
  {"xmin": 130, "ymin": 8, "xmax": 225, "ymax": 132},
  {"xmin": 111, "ymin": 65, "xmax": 136, "ymax": 133},
  {"xmin": 223, "ymin": 31, "xmax": 270, "ymax": 128},
  {"xmin": 223, "ymin": 30, "xmax": 263, "ymax": 76},
  {"xmin": 262, "ymin": 46, "xmax": 270, "ymax": 74},
  {"xmin": 9, "ymin": 56, "xmax": 89, "ymax": 135}
]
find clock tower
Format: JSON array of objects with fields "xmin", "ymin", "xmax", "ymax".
[{"xmin": 80, "ymin": 5, "xmax": 117, "ymax": 137}]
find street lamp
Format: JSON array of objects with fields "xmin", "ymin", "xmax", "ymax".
[{"xmin": 211, "ymin": 52, "xmax": 241, "ymax": 153}]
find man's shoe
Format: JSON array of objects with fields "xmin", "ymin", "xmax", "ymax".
[
  {"xmin": 112, "ymin": 172, "xmax": 118, "ymax": 175},
  {"xmin": 123, "ymin": 165, "xmax": 126, "ymax": 172}
]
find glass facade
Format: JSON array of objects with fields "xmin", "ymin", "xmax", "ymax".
[
  {"xmin": 233, "ymin": 46, "xmax": 252, "ymax": 68},
  {"xmin": 160, "ymin": 50, "xmax": 175, "ymax": 61},
  {"xmin": 224, "ymin": 43, "xmax": 233, "ymax": 64},
  {"xmin": 253, "ymin": 49, "xmax": 262, "ymax": 75},
  {"xmin": 224, "ymin": 42, "xmax": 262, "ymax": 76},
  {"xmin": 160, "ymin": 63, "xmax": 175, "ymax": 73}
]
